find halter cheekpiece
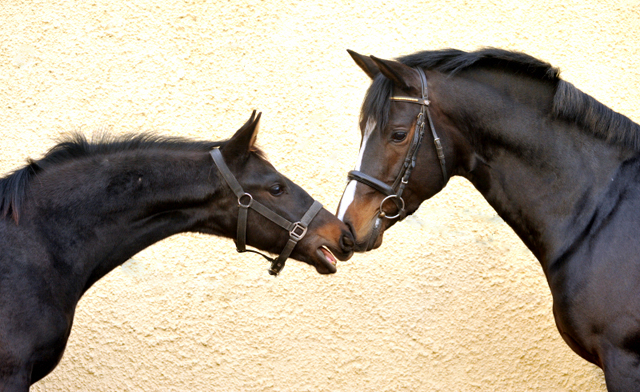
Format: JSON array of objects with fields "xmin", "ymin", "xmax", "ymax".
[
  {"xmin": 210, "ymin": 148, "xmax": 322, "ymax": 276},
  {"xmin": 348, "ymin": 66, "xmax": 448, "ymax": 221}
]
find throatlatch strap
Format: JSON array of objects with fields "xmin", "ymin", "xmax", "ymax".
[{"xmin": 426, "ymin": 108, "xmax": 447, "ymax": 181}]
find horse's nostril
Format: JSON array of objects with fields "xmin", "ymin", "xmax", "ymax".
[
  {"xmin": 344, "ymin": 220, "xmax": 357, "ymax": 240},
  {"xmin": 341, "ymin": 231, "xmax": 355, "ymax": 252}
]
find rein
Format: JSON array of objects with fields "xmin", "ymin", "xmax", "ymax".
[
  {"xmin": 348, "ymin": 66, "xmax": 448, "ymax": 222},
  {"xmin": 210, "ymin": 148, "xmax": 322, "ymax": 276}
]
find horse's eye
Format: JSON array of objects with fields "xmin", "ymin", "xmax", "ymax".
[
  {"xmin": 391, "ymin": 131, "xmax": 408, "ymax": 142},
  {"xmin": 269, "ymin": 184, "xmax": 285, "ymax": 196}
]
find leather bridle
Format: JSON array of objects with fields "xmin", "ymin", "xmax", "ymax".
[
  {"xmin": 347, "ymin": 67, "xmax": 448, "ymax": 237},
  {"xmin": 210, "ymin": 148, "xmax": 322, "ymax": 276}
]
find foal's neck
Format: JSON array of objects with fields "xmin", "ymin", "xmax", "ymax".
[
  {"xmin": 26, "ymin": 148, "xmax": 221, "ymax": 295},
  {"xmin": 442, "ymin": 71, "xmax": 633, "ymax": 267}
]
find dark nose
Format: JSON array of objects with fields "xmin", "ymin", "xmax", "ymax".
[{"xmin": 340, "ymin": 229, "xmax": 355, "ymax": 255}]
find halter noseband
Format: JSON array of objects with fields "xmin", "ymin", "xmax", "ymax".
[
  {"xmin": 210, "ymin": 148, "xmax": 322, "ymax": 276},
  {"xmin": 348, "ymin": 66, "xmax": 448, "ymax": 222}
]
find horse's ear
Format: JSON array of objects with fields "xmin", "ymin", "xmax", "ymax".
[
  {"xmin": 224, "ymin": 111, "xmax": 261, "ymax": 159},
  {"xmin": 370, "ymin": 56, "xmax": 416, "ymax": 91},
  {"xmin": 348, "ymin": 49, "xmax": 380, "ymax": 79}
]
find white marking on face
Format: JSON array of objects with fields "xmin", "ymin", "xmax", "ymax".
[{"xmin": 337, "ymin": 117, "xmax": 376, "ymax": 221}]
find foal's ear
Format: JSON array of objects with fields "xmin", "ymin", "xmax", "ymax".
[
  {"xmin": 224, "ymin": 111, "xmax": 261, "ymax": 159},
  {"xmin": 370, "ymin": 56, "xmax": 417, "ymax": 91},
  {"xmin": 347, "ymin": 49, "xmax": 380, "ymax": 79}
]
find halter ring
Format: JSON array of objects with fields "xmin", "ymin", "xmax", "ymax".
[
  {"xmin": 238, "ymin": 193, "xmax": 253, "ymax": 208},
  {"xmin": 379, "ymin": 194, "xmax": 405, "ymax": 220}
]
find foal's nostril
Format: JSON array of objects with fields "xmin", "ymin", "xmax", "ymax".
[{"xmin": 340, "ymin": 231, "xmax": 355, "ymax": 253}]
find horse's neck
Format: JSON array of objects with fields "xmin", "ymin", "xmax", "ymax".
[
  {"xmin": 472, "ymin": 129, "xmax": 622, "ymax": 264},
  {"xmin": 446, "ymin": 73, "xmax": 632, "ymax": 267},
  {"xmin": 26, "ymin": 149, "xmax": 220, "ymax": 294}
]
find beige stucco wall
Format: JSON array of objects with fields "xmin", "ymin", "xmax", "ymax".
[{"xmin": 2, "ymin": 0, "xmax": 639, "ymax": 390}]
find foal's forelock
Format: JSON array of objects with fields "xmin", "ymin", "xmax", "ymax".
[{"xmin": 337, "ymin": 117, "xmax": 376, "ymax": 221}]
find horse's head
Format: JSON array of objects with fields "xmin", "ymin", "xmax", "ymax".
[
  {"xmin": 337, "ymin": 51, "xmax": 452, "ymax": 252},
  {"xmin": 214, "ymin": 112, "xmax": 354, "ymax": 274}
]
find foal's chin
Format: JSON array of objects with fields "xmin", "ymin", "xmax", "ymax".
[{"xmin": 293, "ymin": 237, "xmax": 351, "ymax": 275}]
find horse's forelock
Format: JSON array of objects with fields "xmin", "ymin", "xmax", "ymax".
[{"xmin": 361, "ymin": 75, "xmax": 393, "ymax": 135}]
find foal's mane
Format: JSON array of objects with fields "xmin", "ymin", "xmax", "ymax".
[
  {"xmin": 0, "ymin": 132, "xmax": 264, "ymax": 223},
  {"xmin": 363, "ymin": 48, "xmax": 640, "ymax": 151}
]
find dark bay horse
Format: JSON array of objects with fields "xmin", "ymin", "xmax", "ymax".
[
  {"xmin": 0, "ymin": 112, "xmax": 353, "ymax": 391},
  {"xmin": 337, "ymin": 48, "xmax": 640, "ymax": 391}
]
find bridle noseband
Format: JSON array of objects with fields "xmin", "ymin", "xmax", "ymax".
[
  {"xmin": 210, "ymin": 148, "xmax": 322, "ymax": 276},
  {"xmin": 348, "ymin": 67, "xmax": 448, "ymax": 223}
]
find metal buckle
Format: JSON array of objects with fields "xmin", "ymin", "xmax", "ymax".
[
  {"xmin": 379, "ymin": 194, "xmax": 405, "ymax": 220},
  {"xmin": 289, "ymin": 222, "xmax": 308, "ymax": 241},
  {"xmin": 268, "ymin": 261, "xmax": 283, "ymax": 276},
  {"xmin": 434, "ymin": 138, "xmax": 445, "ymax": 160},
  {"xmin": 238, "ymin": 193, "xmax": 253, "ymax": 208}
]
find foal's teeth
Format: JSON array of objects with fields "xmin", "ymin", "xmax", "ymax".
[{"xmin": 320, "ymin": 246, "xmax": 337, "ymax": 265}]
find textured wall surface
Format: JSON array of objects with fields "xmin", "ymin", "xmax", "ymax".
[{"xmin": 2, "ymin": 0, "xmax": 639, "ymax": 390}]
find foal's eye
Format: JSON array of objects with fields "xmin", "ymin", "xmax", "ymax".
[
  {"xmin": 269, "ymin": 184, "xmax": 285, "ymax": 196},
  {"xmin": 391, "ymin": 131, "xmax": 408, "ymax": 142}
]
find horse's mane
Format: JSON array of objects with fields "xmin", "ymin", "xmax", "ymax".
[
  {"xmin": 362, "ymin": 48, "xmax": 640, "ymax": 151},
  {"xmin": 0, "ymin": 132, "xmax": 264, "ymax": 223}
]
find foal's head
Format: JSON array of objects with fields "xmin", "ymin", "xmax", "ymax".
[
  {"xmin": 337, "ymin": 51, "xmax": 451, "ymax": 251},
  {"xmin": 213, "ymin": 112, "xmax": 354, "ymax": 273}
]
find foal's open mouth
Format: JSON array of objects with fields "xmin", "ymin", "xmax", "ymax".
[{"xmin": 316, "ymin": 246, "xmax": 338, "ymax": 273}]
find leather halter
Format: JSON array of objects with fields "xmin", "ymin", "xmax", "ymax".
[
  {"xmin": 210, "ymin": 148, "xmax": 323, "ymax": 276},
  {"xmin": 348, "ymin": 67, "xmax": 448, "ymax": 222}
]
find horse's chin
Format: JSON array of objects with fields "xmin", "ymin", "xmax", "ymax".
[
  {"xmin": 353, "ymin": 229, "xmax": 385, "ymax": 252},
  {"xmin": 365, "ymin": 212, "xmax": 411, "ymax": 251},
  {"xmin": 371, "ymin": 233, "xmax": 384, "ymax": 250},
  {"xmin": 365, "ymin": 216, "xmax": 388, "ymax": 251}
]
